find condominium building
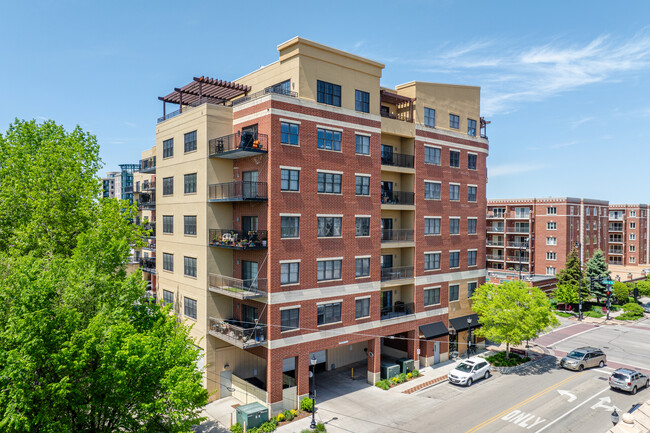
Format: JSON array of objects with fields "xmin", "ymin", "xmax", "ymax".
[
  {"xmin": 148, "ymin": 37, "xmax": 488, "ymax": 414},
  {"xmin": 486, "ymin": 198, "xmax": 609, "ymax": 277},
  {"xmin": 133, "ymin": 148, "xmax": 157, "ymax": 289},
  {"xmin": 608, "ymin": 204, "xmax": 649, "ymax": 266},
  {"xmin": 102, "ymin": 171, "xmax": 118, "ymax": 198}
]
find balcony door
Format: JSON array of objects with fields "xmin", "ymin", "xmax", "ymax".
[
  {"xmin": 381, "ymin": 181, "xmax": 393, "ymax": 203},
  {"xmin": 242, "ymin": 170, "xmax": 258, "ymax": 198},
  {"xmin": 242, "ymin": 216, "xmax": 258, "ymax": 232},
  {"xmin": 241, "ymin": 304, "xmax": 258, "ymax": 329},
  {"xmin": 381, "ymin": 218, "xmax": 393, "ymax": 241},
  {"xmin": 381, "ymin": 254, "xmax": 393, "ymax": 269},
  {"xmin": 242, "ymin": 260, "xmax": 258, "ymax": 289},
  {"xmin": 381, "ymin": 145, "xmax": 393, "ymax": 165},
  {"xmin": 381, "ymin": 290, "xmax": 393, "ymax": 313}
]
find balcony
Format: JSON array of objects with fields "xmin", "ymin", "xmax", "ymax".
[
  {"xmin": 379, "ymin": 90, "xmax": 414, "ymax": 123},
  {"xmin": 124, "ymin": 185, "xmax": 133, "ymax": 194},
  {"xmin": 380, "ymin": 266, "xmax": 414, "ymax": 282},
  {"xmin": 506, "ymin": 256, "xmax": 529, "ymax": 263},
  {"xmin": 486, "ymin": 240, "xmax": 504, "ymax": 246},
  {"xmin": 487, "ymin": 226, "xmax": 505, "ymax": 233},
  {"xmin": 142, "ymin": 223, "xmax": 156, "ymax": 237},
  {"xmin": 143, "ymin": 180, "xmax": 155, "ymax": 191},
  {"xmin": 486, "ymin": 213, "xmax": 505, "ymax": 219},
  {"xmin": 140, "ymin": 257, "xmax": 156, "ymax": 274},
  {"xmin": 507, "ymin": 212, "xmax": 531, "ymax": 220},
  {"xmin": 381, "ymin": 302, "xmax": 415, "ymax": 320},
  {"xmin": 609, "ymin": 224, "xmax": 624, "ymax": 232},
  {"xmin": 609, "ymin": 215, "xmax": 624, "ymax": 221},
  {"xmin": 609, "ymin": 238, "xmax": 623, "ymax": 244},
  {"xmin": 507, "ymin": 241, "xmax": 529, "ymax": 248},
  {"xmin": 486, "ymin": 254, "xmax": 504, "ymax": 261},
  {"xmin": 208, "ymin": 317, "xmax": 266, "ymax": 349},
  {"xmin": 208, "ymin": 273, "xmax": 266, "ymax": 299},
  {"xmin": 142, "ymin": 242, "xmax": 155, "ymax": 251},
  {"xmin": 381, "ymin": 152, "xmax": 414, "ymax": 169},
  {"xmin": 209, "ymin": 229, "xmax": 267, "ymax": 250},
  {"xmin": 209, "ymin": 131, "xmax": 268, "ymax": 159},
  {"xmin": 140, "ymin": 156, "xmax": 156, "ymax": 173},
  {"xmin": 381, "ymin": 190, "xmax": 414, "ymax": 206},
  {"xmin": 208, "ymin": 181, "xmax": 268, "ymax": 202},
  {"xmin": 231, "ymin": 85, "xmax": 298, "ymax": 106},
  {"xmin": 507, "ymin": 227, "xmax": 530, "ymax": 234},
  {"xmin": 138, "ymin": 194, "xmax": 156, "ymax": 210},
  {"xmin": 381, "ymin": 229, "xmax": 414, "ymax": 243}
]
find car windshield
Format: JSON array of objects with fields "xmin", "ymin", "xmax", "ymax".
[
  {"xmin": 455, "ymin": 363, "xmax": 474, "ymax": 372},
  {"xmin": 567, "ymin": 351, "xmax": 585, "ymax": 360},
  {"xmin": 612, "ymin": 373, "xmax": 629, "ymax": 380}
]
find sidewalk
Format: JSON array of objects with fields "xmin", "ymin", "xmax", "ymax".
[{"xmin": 389, "ymin": 358, "xmax": 460, "ymax": 394}]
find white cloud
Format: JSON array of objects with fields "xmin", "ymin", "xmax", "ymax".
[{"xmin": 489, "ymin": 163, "xmax": 546, "ymax": 178}]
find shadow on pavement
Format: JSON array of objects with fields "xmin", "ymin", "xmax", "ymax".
[
  {"xmin": 192, "ymin": 420, "xmax": 230, "ymax": 433},
  {"xmin": 508, "ymin": 355, "xmax": 560, "ymax": 377}
]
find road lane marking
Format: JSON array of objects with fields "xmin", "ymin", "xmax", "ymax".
[
  {"xmin": 590, "ymin": 396, "xmax": 619, "ymax": 412},
  {"xmin": 534, "ymin": 387, "xmax": 609, "ymax": 432},
  {"xmin": 548, "ymin": 326, "xmax": 598, "ymax": 347},
  {"xmin": 501, "ymin": 411, "xmax": 545, "ymax": 429},
  {"xmin": 463, "ymin": 372, "xmax": 586, "ymax": 433},
  {"xmin": 557, "ymin": 390, "xmax": 577, "ymax": 402}
]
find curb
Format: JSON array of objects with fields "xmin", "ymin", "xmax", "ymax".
[{"xmin": 401, "ymin": 375, "xmax": 449, "ymax": 394}]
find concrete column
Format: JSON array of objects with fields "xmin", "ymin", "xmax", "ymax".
[
  {"xmin": 367, "ymin": 337, "xmax": 381, "ymax": 384},
  {"xmin": 406, "ymin": 329, "xmax": 419, "ymax": 370},
  {"xmin": 296, "ymin": 353, "xmax": 310, "ymax": 404},
  {"xmin": 266, "ymin": 351, "xmax": 284, "ymax": 416}
]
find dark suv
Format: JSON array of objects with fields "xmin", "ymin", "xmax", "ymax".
[{"xmin": 560, "ymin": 347, "xmax": 606, "ymax": 371}]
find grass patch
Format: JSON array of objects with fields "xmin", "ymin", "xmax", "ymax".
[
  {"xmin": 555, "ymin": 311, "xmax": 573, "ymax": 318},
  {"xmin": 485, "ymin": 351, "xmax": 530, "ymax": 367},
  {"xmin": 583, "ymin": 311, "xmax": 604, "ymax": 318}
]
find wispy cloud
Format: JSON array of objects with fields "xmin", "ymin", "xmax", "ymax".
[
  {"xmin": 489, "ymin": 163, "xmax": 546, "ymax": 178},
  {"xmin": 569, "ymin": 116, "xmax": 594, "ymax": 128},
  {"xmin": 124, "ymin": 121, "xmax": 136, "ymax": 128}
]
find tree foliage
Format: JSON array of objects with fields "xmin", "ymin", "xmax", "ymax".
[
  {"xmin": 472, "ymin": 281, "xmax": 559, "ymax": 358},
  {"xmin": 554, "ymin": 283, "xmax": 578, "ymax": 306},
  {"xmin": 556, "ymin": 249, "xmax": 589, "ymax": 299},
  {"xmin": 585, "ymin": 250, "xmax": 609, "ymax": 302},
  {"xmin": 612, "ymin": 281, "xmax": 630, "ymax": 305}
]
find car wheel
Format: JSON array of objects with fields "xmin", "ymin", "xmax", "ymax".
[
  {"xmin": 578, "ymin": 364, "xmax": 584, "ymax": 371},
  {"xmin": 484, "ymin": 371, "xmax": 490, "ymax": 380},
  {"xmin": 632, "ymin": 386, "xmax": 638, "ymax": 395},
  {"xmin": 646, "ymin": 379, "xmax": 649, "ymax": 389},
  {"xmin": 599, "ymin": 361, "xmax": 604, "ymax": 368},
  {"xmin": 466, "ymin": 378, "xmax": 473, "ymax": 387}
]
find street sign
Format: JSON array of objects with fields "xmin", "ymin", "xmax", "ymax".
[{"xmin": 602, "ymin": 279, "xmax": 615, "ymax": 285}]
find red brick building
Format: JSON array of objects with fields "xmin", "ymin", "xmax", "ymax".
[{"xmin": 608, "ymin": 204, "xmax": 650, "ymax": 266}]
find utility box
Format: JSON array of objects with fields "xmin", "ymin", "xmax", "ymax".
[
  {"xmin": 380, "ymin": 362, "xmax": 400, "ymax": 380},
  {"xmin": 397, "ymin": 358, "xmax": 415, "ymax": 374},
  {"xmin": 236, "ymin": 402, "xmax": 268, "ymax": 430}
]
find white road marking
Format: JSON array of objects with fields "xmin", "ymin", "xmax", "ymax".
[
  {"xmin": 548, "ymin": 326, "xmax": 598, "ymax": 348},
  {"xmin": 590, "ymin": 396, "xmax": 619, "ymax": 412},
  {"xmin": 557, "ymin": 390, "xmax": 577, "ymax": 402},
  {"xmin": 501, "ymin": 411, "xmax": 546, "ymax": 429},
  {"xmin": 535, "ymin": 387, "xmax": 609, "ymax": 432}
]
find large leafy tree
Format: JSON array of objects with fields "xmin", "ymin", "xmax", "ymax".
[
  {"xmin": 472, "ymin": 281, "xmax": 559, "ymax": 358},
  {"xmin": 556, "ymin": 249, "xmax": 589, "ymax": 300},
  {"xmin": 0, "ymin": 120, "xmax": 207, "ymax": 432},
  {"xmin": 585, "ymin": 249, "xmax": 609, "ymax": 303}
]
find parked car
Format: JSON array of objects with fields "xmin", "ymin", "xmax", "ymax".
[
  {"xmin": 610, "ymin": 368, "xmax": 650, "ymax": 394},
  {"xmin": 560, "ymin": 347, "xmax": 606, "ymax": 371},
  {"xmin": 642, "ymin": 302, "xmax": 650, "ymax": 314},
  {"xmin": 448, "ymin": 357, "xmax": 491, "ymax": 387}
]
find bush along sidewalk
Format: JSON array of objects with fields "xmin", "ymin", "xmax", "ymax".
[
  {"xmin": 616, "ymin": 303, "xmax": 645, "ymax": 321},
  {"xmin": 485, "ymin": 351, "xmax": 530, "ymax": 367},
  {"xmin": 230, "ymin": 400, "xmax": 314, "ymax": 433},
  {"xmin": 375, "ymin": 370, "xmax": 421, "ymax": 390}
]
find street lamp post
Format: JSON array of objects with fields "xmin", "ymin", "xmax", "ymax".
[
  {"xmin": 466, "ymin": 317, "xmax": 473, "ymax": 358},
  {"xmin": 574, "ymin": 241, "xmax": 583, "ymax": 321},
  {"xmin": 518, "ymin": 238, "xmax": 529, "ymax": 281},
  {"xmin": 310, "ymin": 356, "xmax": 317, "ymax": 430}
]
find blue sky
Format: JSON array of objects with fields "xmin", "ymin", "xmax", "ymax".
[{"xmin": 1, "ymin": 0, "xmax": 649, "ymax": 202}]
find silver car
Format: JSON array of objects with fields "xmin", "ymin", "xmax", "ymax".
[
  {"xmin": 560, "ymin": 347, "xmax": 606, "ymax": 371},
  {"xmin": 610, "ymin": 368, "xmax": 650, "ymax": 394}
]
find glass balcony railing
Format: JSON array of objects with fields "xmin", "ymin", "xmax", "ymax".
[{"xmin": 208, "ymin": 273, "xmax": 266, "ymax": 299}]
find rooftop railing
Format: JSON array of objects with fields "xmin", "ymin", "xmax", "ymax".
[
  {"xmin": 208, "ymin": 181, "xmax": 268, "ymax": 201},
  {"xmin": 231, "ymin": 86, "xmax": 298, "ymax": 106}
]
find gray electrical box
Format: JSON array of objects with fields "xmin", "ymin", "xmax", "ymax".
[
  {"xmin": 397, "ymin": 358, "xmax": 415, "ymax": 374},
  {"xmin": 380, "ymin": 362, "xmax": 400, "ymax": 380},
  {"xmin": 236, "ymin": 402, "xmax": 268, "ymax": 430}
]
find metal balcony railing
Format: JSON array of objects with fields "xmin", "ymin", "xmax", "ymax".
[
  {"xmin": 507, "ymin": 241, "xmax": 529, "ymax": 248},
  {"xmin": 208, "ymin": 273, "xmax": 267, "ymax": 299},
  {"xmin": 209, "ymin": 132, "xmax": 268, "ymax": 157},
  {"xmin": 142, "ymin": 242, "xmax": 155, "ymax": 251},
  {"xmin": 507, "ymin": 227, "xmax": 530, "ymax": 233},
  {"xmin": 486, "ymin": 240, "xmax": 504, "ymax": 246},
  {"xmin": 208, "ymin": 181, "xmax": 268, "ymax": 201},
  {"xmin": 381, "ymin": 152, "xmax": 414, "ymax": 168},
  {"xmin": 231, "ymin": 86, "xmax": 298, "ymax": 106},
  {"xmin": 140, "ymin": 156, "xmax": 156, "ymax": 172},
  {"xmin": 143, "ymin": 180, "xmax": 155, "ymax": 191},
  {"xmin": 380, "ymin": 111, "xmax": 413, "ymax": 122},
  {"xmin": 208, "ymin": 317, "xmax": 266, "ymax": 348},
  {"xmin": 506, "ymin": 256, "xmax": 529, "ymax": 263},
  {"xmin": 380, "ymin": 302, "xmax": 415, "ymax": 320},
  {"xmin": 124, "ymin": 185, "xmax": 133, "ymax": 193},
  {"xmin": 209, "ymin": 229, "xmax": 267, "ymax": 249},
  {"xmin": 381, "ymin": 190, "xmax": 414, "ymax": 206},
  {"xmin": 487, "ymin": 226, "xmax": 505, "ymax": 232},
  {"xmin": 486, "ymin": 213, "xmax": 505, "ymax": 219},
  {"xmin": 380, "ymin": 266, "xmax": 414, "ymax": 282},
  {"xmin": 486, "ymin": 254, "xmax": 504, "ymax": 260},
  {"xmin": 139, "ymin": 257, "xmax": 156, "ymax": 274},
  {"xmin": 142, "ymin": 223, "xmax": 155, "ymax": 237},
  {"xmin": 381, "ymin": 229, "xmax": 414, "ymax": 243}
]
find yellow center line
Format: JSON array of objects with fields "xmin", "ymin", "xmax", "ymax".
[{"xmin": 464, "ymin": 371, "xmax": 586, "ymax": 433}]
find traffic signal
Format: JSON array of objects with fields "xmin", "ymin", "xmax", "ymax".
[{"xmin": 606, "ymin": 290, "xmax": 611, "ymax": 296}]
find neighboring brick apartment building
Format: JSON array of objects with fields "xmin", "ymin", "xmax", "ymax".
[
  {"xmin": 144, "ymin": 37, "xmax": 489, "ymax": 413},
  {"xmin": 486, "ymin": 198, "xmax": 609, "ymax": 278},
  {"xmin": 608, "ymin": 204, "xmax": 650, "ymax": 266}
]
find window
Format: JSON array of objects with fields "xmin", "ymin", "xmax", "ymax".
[
  {"xmin": 586, "ymin": 208, "xmax": 590, "ymax": 216},
  {"xmin": 355, "ymin": 134, "xmax": 370, "ymax": 154},
  {"xmin": 317, "ymin": 217, "xmax": 342, "ymax": 237},
  {"xmin": 184, "ymin": 297, "xmax": 197, "ymax": 319},
  {"xmin": 468, "ymin": 153, "xmax": 477, "ymax": 170},
  {"xmin": 163, "ymin": 253, "xmax": 173, "ymax": 272},
  {"xmin": 450, "ymin": 184, "xmax": 460, "ymax": 201},
  {"xmin": 424, "ymin": 107, "xmax": 435, "ymax": 127},
  {"xmin": 424, "ymin": 287, "xmax": 440, "ymax": 306},
  {"xmin": 424, "ymin": 146, "xmax": 441, "ymax": 165},
  {"xmin": 468, "ymin": 282, "xmax": 477, "ymax": 298},
  {"xmin": 630, "ymin": 211, "xmax": 637, "ymax": 217},
  {"xmin": 356, "ymin": 217, "xmax": 370, "ymax": 237},
  {"xmin": 163, "ymin": 138, "xmax": 174, "ymax": 158},
  {"xmin": 449, "ymin": 114, "xmax": 460, "ymax": 129},
  {"xmin": 547, "ymin": 207, "xmax": 557, "ymax": 215},
  {"xmin": 183, "ymin": 216, "xmax": 197, "ymax": 236},
  {"xmin": 630, "ymin": 222, "xmax": 636, "ymax": 229},
  {"xmin": 317, "ymin": 128, "xmax": 342, "ymax": 151},
  {"xmin": 450, "ymin": 251, "xmax": 460, "ymax": 268},
  {"xmin": 162, "ymin": 215, "xmax": 173, "ymax": 234},
  {"xmin": 546, "ymin": 237, "xmax": 557, "ymax": 246},
  {"xmin": 281, "ymin": 216, "xmax": 299, "ymax": 238},
  {"xmin": 355, "ymin": 175, "xmax": 370, "ymax": 195},
  {"xmin": 280, "ymin": 262, "xmax": 299, "ymax": 285},
  {"xmin": 317, "ymin": 259, "xmax": 342, "ymax": 281},
  {"xmin": 163, "ymin": 177, "xmax": 173, "ymax": 196},
  {"xmin": 162, "ymin": 289, "xmax": 174, "ymax": 307},
  {"xmin": 546, "ymin": 267, "xmax": 556, "ymax": 276},
  {"xmin": 184, "ymin": 173, "xmax": 197, "ymax": 194},
  {"xmin": 630, "ymin": 233, "xmax": 636, "ymax": 240},
  {"xmin": 467, "ymin": 118, "xmax": 477, "ymax": 136},
  {"xmin": 468, "ymin": 186, "xmax": 477, "ymax": 202},
  {"xmin": 425, "ymin": 217, "xmax": 441, "ymax": 235},
  {"xmin": 630, "ymin": 245, "xmax": 636, "ymax": 252},
  {"xmin": 450, "ymin": 218, "xmax": 460, "ymax": 235},
  {"xmin": 355, "ymin": 90, "xmax": 369, "ymax": 113},
  {"xmin": 355, "ymin": 257, "xmax": 370, "ymax": 277},
  {"xmin": 317, "ymin": 80, "xmax": 341, "ymax": 107},
  {"xmin": 468, "ymin": 250, "xmax": 477, "ymax": 267},
  {"xmin": 468, "ymin": 218, "xmax": 477, "ymax": 234},
  {"xmin": 630, "ymin": 257, "xmax": 636, "ymax": 263},
  {"xmin": 281, "ymin": 308, "xmax": 299, "ymax": 332},
  {"xmin": 281, "ymin": 169, "xmax": 300, "ymax": 191},
  {"xmin": 317, "ymin": 302, "xmax": 342, "ymax": 325},
  {"xmin": 280, "ymin": 122, "xmax": 299, "ymax": 145},
  {"xmin": 269, "ymin": 79, "xmax": 290, "ymax": 95},
  {"xmin": 355, "ymin": 298, "xmax": 370, "ymax": 318},
  {"xmin": 424, "ymin": 253, "xmax": 441, "ymax": 271},
  {"xmin": 184, "ymin": 256, "xmax": 197, "ymax": 277},
  {"xmin": 450, "ymin": 150, "xmax": 460, "ymax": 167},
  {"xmin": 184, "ymin": 130, "xmax": 197, "ymax": 153},
  {"xmin": 424, "ymin": 181, "xmax": 441, "ymax": 200},
  {"xmin": 317, "ymin": 172, "xmax": 342, "ymax": 193},
  {"xmin": 547, "ymin": 252, "xmax": 557, "ymax": 260},
  {"xmin": 547, "ymin": 222, "xmax": 557, "ymax": 230},
  {"xmin": 449, "ymin": 284, "xmax": 460, "ymax": 301}
]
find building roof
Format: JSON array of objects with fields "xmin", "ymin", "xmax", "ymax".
[{"xmin": 159, "ymin": 76, "xmax": 250, "ymax": 106}]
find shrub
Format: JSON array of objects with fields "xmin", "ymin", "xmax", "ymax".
[
  {"xmin": 375, "ymin": 379, "xmax": 390, "ymax": 390},
  {"xmin": 622, "ymin": 303, "xmax": 644, "ymax": 318},
  {"xmin": 231, "ymin": 423, "xmax": 243, "ymax": 433},
  {"xmin": 486, "ymin": 351, "xmax": 529, "ymax": 367},
  {"xmin": 290, "ymin": 409, "xmax": 298, "ymax": 417},
  {"xmin": 315, "ymin": 423, "xmax": 327, "ymax": 432},
  {"xmin": 407, "ymin": 372, "xmax": 412, "ymax": 379},
  {"xmin": 616, "ymin": 313, "xmax": 640, "ymax": 321},
  {"xmin": 248, "ymin": 428, "xmax": 259, "ymax": 433},
  {"xmin": 412, "ymin": 369, "xmax": 420, "ymax": 377},
  {"xmin": 397, "ymin": 373, "xmax": 407, "ymax": 383},
  {"xmin": 549, "ymin": 297, "xmax": 558, "ymax": 309},
  {"xmin": 277, "ymin": 413, "xmax": 284, "ymax": 422},
  {"xmin": 259, "ymin": 420, "xmax": 277, "ymax": 432},
  {"xmin": 282, "ymin": 409, "xmax": 294, "ymax": 421},
  {"xmin": 613, "ymin": 282, "xmax": 630, "ymax": 304},
  {"xmin": 300, "ymin": 397, "xmax": 313, "ymax": 412}
]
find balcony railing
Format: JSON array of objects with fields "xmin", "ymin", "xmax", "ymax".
[
  {"xmin": 138, "ymin": 194, "xmax": 156, "ymax": 210},
  {"xmin": 124, "ymin": 185, "xmax": 133, "ymax": 193},
  {"xmin": 209, "ymin": 229, "xmax": 267, "ymax": 249},
  {"xmin": 487, "ymin": 226, "xmax": 505, "ymax": 233},
  {"xmin": 486, "ymin": 254, "xmax": 504, "ymax": 260},
  {"xmin": 609, "ymin": 215, "xmax": 624, "ymax": 221},
  {"xmin": 140, "ymin": 156, "xmax": 156, "ymax": 173},
  {"xmin": 609, "ymin": 249, "xmax": 624, "ymax": 255},
  {"xmin": 506, "ymin": 256, "xmax": 529, "ymax": 263},
  {"xmin": 609, "ymin": 224, "xmax": 624, "ymax": 232},
  {"xmin": 231, "ymin": 86, "xmax": 298, "ymax": 106},
  {"xmin": 209, "ymin": 132, "xmax": 268, "ymax": 159},
  {"xmin": 380, "ymin": 266, "xmax": 414, "ymax": 282},
  {"xmin": 381, "ymin": 190, "xmax": 414, "ymax": 206},
  {"xmin": 381, "ymin": 152, "xmax": 414, "ymax": 169},
  {"xmin": 508, "ymin": 213, "xmax": 531, "ymax": 219},
  {"xmin": 381, "ymin": 302, "xmax": 415, "ymax": 320},
  {"xmin": 208, "ymin": 181, "xmax": 268, "ymax": 202},
  {"xmin": 140, "ymin": 257, "xmax": 156, "ymax": 274},
  {"xmin": 486, "ymin": 240, "xmax": 504, "ymax": 246},
  {"xmin": 208, "ymin": 273, "xmax": 266, "ymax": 299},
  {"xmin": 142, "ymin": 242, "xmax": 155, "ymax": 251},
  {"xmin": 609, "ymin": 238, "xmax": 623, "ymax": 243},
  {"xmin": 208, "ymin": 317, "xmax": 266, "ymax": 349},
  {"xmin": 486, "ymin": 213, "xmax": 505, "ymax": 219},
  {"xmin": 381, "ymin": 229, "xmax": 414, "ymax": 243},
  {"xmin": 507, "ymin": 241, "xmax": 529, "ymax": 248},
  {"xmin": 143, "ymin": 180, "xmax": 155, "ymax": 191},
  {"xmin": 507, "ymin": 227, "xmax": 530, "ymax": 233}
]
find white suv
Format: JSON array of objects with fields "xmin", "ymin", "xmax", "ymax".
[{"xmin": 448, "ymin": 357, "xmax": 491, "ymax": 387}]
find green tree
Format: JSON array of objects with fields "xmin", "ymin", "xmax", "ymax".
[
  {"xmin": 585, "ymin": 250, "xmax": 609, "ymax": 303},
  {"xmin": 612, "ymin": 281, "xmax": 630, "ymax": 305},
  {"xmin": 554, "ymin": 283, "xmax": 578, "ymax": 306},
  {"xmin": 556, "ymin": 249, "xmax": 589, "ymax": 299},
  {"xmin": 472, "ymin": 281, "xmax": 559, "ymax": 359}
]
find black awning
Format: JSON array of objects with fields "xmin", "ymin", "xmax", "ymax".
[
  {"xmin": 449, "ymin": 314, "xmax": 480, "ymax": 332},
  {"xmin": 419, "ymin": 321, "xmax": 449, "ymax": 339}
]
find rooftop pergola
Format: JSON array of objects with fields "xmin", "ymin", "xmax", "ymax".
[{"xmin": 380, "ymin": 89, "xmax": 415, "ymax": 122}]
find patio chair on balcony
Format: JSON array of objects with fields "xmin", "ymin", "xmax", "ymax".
[{"xmin": 239, "ymin": 131, "xmax": 255, "ymax": 149}]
